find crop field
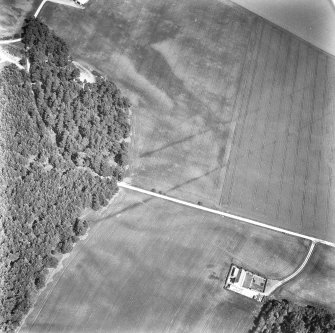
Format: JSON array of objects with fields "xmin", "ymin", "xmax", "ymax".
[
  {"xmin": 276, "ymin": 244, "xmax": 335, "ymax": 312},
  {"xmin": 21, "ymin": 188, "xmax": 309, "ymax": 333},
  {"xmin": 220, "ymin": 19, "xmax": 335, "ymax": 242}
]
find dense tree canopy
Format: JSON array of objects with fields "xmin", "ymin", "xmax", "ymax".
[
  {"xmin": 0, "ymin": 18, "xmax": 130, "ymax": 332},
  {"xmin": 250, "ymin": 299, "xmax": 335, "ymax": 333}
]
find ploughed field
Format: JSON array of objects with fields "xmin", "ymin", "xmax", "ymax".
[
  {"xmin": 39, "ymin": 0, "xmax": 335, "ymax": 242},
  {"xmin": 220, "ymin": 20, "xmax": 335, "ymax": 241},
  {"xmin": 21, "ymin": 189, "xmax": 309, "ymax": 333}
]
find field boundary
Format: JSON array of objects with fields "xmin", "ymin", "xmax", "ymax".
[
  {"xmin": 216, "ymin": 17, "xmax": 259, "ymax": 192},
  {"xmin": 118, "ymin": 182, "xmax": 335, "ymax": 248}
]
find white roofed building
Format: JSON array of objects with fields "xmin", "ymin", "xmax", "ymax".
[
  {"xmin": 225, "ymin": 264, "xmax": 267, "ymax": 302},
  {"xmin": 74, "ymin": 0, "xmax": 89, "ymax": 6}
]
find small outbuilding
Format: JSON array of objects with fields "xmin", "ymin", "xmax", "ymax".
[{"xmin": 74, "ymin": 0, "xmax": 89, "ymax": 6}]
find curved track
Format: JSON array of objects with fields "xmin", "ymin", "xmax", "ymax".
[{"xmin": 263, "ymin": 241, "xmax": 316, "ymax": 296}]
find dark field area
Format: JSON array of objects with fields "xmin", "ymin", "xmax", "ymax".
[{"xmin": 21, "ymin": 189, "xmax": 308, "ymax": 333}]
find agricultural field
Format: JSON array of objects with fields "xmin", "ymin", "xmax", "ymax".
[
  {"xmin": 21, "ymin": 188, "xmax": 309, "ymax": 333},
  {"xmin": 1, "ymin": 0, "xmax": 333, "ymax": 331},
  {"xmin": 220, "ymin": 18, "xmax": 335, "ymax": 242},
  {"xmin": 276, "ymin": 244, "xmax": 335, "ymax": 312},
  {"xmin": 38, "ymin": 0, "xmax": 335, "ymax": 242},
  {"xmin": 38, "ymin": 0, "xmax": 258, "ymax": 208}
]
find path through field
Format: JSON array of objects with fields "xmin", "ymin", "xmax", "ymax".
[
  {"xmin": 263, "ymin": 241, "xmax": 316, "ymax": 296},
  {"xmin": 277, "ymin": 244, "xmax": 335, "ymax": 311}
]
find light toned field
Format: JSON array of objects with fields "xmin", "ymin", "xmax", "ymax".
[
  {"xmin": 21, "ymin": 188, "xmax": 309, "ymax": 333},
  {"xmin": 220, "ymin": 18, "xmax": 335, "ymax": 242},
  {"xmin": 232, "ymin": 0, "xmax": 335, "ymax": 56},
  {"xmin": 276, "ymin": 244, "xmax": 335, "ymax": 312}
]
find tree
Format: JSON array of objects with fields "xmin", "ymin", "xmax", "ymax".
[
  {"xmin": 73, "ymin": 218, "xmax": 88, "ymax": 236},
  {"xmin": 0, "ymin": 17, "xmax": 130, "ymax": 332},
  {"xmin": 250, "ymin": 300, "xmax": 335, "ymax": 333}
]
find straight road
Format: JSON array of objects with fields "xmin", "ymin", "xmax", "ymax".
[
  {"xmin": 118, "ymin": 182, "xmax": 335, "ymax": 248},
  {"xmin": 34, "ymin": 0, "xmax": 48, "ymax": 18}
]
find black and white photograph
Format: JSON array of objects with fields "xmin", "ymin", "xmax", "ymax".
[{"xmin": 0, "ymin": 0, "xmax": 335, "ymax": 332}]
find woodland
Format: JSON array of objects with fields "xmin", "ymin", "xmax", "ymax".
[
  {"xmin": 250, "ymin": 299, "xmax": 335, "ymax": 333},
  {"xmin": 0, "ymin": 18, "xmax": 130, "ymax": 332}
]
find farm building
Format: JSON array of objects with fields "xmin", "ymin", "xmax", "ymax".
[
  {"xmin": 225, "ymin": 264, "xmax": 266, "ymax": 302},
  {"xmin": 74, "ymin": 0, "xmax": 89, "ymax": 5}
]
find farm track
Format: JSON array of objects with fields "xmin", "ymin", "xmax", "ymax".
[
  {"xmin": 118, "ymin": 182, "xmax": 335, "ymax": 249},
  {"xmin": 263, "ymin": 241, "xmax": 316, "ymax": 296},
  {"xmin": 0, "ymin": 38, "xmax": 22, "ymax": 45}
]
